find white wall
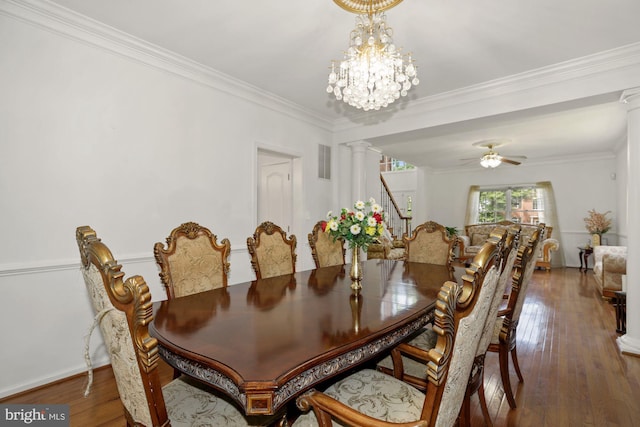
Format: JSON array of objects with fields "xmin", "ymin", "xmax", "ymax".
[
  {"xmin": 382, "ymin": 156, "xmax": 623, "ymax": 268},
  {"xmin": 422, "ymin": 157, "xmax": 620, "ymax": 268},
  {"xmin": 380, "ymin": 170, "xmax": 416, "ymax": 218},
  {"xmin": 0, "ymin": 11, "xmax": 336, "ymax": 397}
]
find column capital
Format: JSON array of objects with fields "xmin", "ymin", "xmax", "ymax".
[
  {"xmin": 620, "ymin": 87, "xmax": 640, "ymax": 110},
  {"xmin": 346, "ymin": 141, "xmax": 372, "ymax": 152}
]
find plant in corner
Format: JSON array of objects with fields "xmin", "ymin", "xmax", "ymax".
[
  {"xmin": 445, "ymin": 226, "xmax": 459, "ymax": 238},
  {"xmin": 583, "ymin": 209, "xmax": 611, "ymax": 246}
]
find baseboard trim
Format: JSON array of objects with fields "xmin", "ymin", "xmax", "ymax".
[
  {"xmin": 617, "ymin": 335, "xmax": 640, "ymax": 357},
  {"xmin": 0, "ymin": 357, "xmax": 110, "ymax": 400}
]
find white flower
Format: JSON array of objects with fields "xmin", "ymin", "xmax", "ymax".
[
  {"xmin": 355, "ymin": 200, "xmax": 365, "ymax": 210},
  {"xmin": 355, "ymin": 211, "xmax": 365, "ymax": 221},
  {"xmin": 326, "ymin": 210, "xmax": 333, "ymax": 218},
  {"xmin": 330, "ymin": 221, "xmax": 338, "ymax": 231},
  {"xmin": 367, "ymin": 217, "xmax": 377, "ymax": 227},
  {"xmin": 371, "ymin": 203, "xmax": 382, "ymax": 213},
  {"xmin": 350, "ymin": 224, "xmax": 361, "ymax": 235}
]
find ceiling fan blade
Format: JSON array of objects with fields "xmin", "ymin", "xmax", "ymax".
[{"xmin": 501, "ymin": 158, "xmax": 521, "ymax": 165}]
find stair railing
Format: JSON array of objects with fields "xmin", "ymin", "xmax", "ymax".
[{"xmin": 380, "ymin": 174, "xmax": 412, "ymax": 239}]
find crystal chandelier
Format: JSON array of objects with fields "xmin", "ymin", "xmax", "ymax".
[{"xmin": 327, "ymin": 0, "xmax": 418, "ymax": 111}]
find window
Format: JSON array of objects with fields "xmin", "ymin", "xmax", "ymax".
[
  {"xmin": 477, "ymin": 186, "xmax": 544, "ymax": 225},
  {"xmin": 379, "ymin": 155, "xmax": 415, "ymax": 172}
]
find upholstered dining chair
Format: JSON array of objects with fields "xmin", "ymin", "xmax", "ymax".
[
  {"xmin": 459, "ymin": 224, "xmax": 521, "ymax": 426},
  {"xmin": 76, "ymin": 226, "xmax": 264, "ymax": 427},
  {"xmin": 308, "ymin": 221, "xmax": 346, "ymax": 268},
  {"xmin": 377, "ymin": 226, "xmax": 521, "ymax": 427},
  {"xmin": 247, "ymin": 221, "xmax": 297, "ymax": 279},
  {"xmin": 404, "ymin": 221, "xmax": 456, "ymax": 269},
  {"xmin": 293, "ymin": 229, "xmax": 503, "ymax": 427},
  {"xmin": 486, "ymin": 223, "xmax": 546, "ymax": 410},
  {"xmin": 153, "ymin": 221, "xmax": 231, "ymax": 300}
]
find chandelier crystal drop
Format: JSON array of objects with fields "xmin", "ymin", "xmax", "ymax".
[{"xmin": 327, "ymin": 11, "xmax": 418, "ymax": 111}]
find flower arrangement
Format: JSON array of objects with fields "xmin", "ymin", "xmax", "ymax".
[
  {"xmin": 322, "ymin": 198, "xmax": 385, "ymax": 249},
  {"xmin": 584, "ymin": 209, "xmax": 612, "ymax": 235}
]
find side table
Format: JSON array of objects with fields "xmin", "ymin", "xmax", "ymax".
[
  {"xmin": 578, "ymin": 246, "xmax": 593, "ymax": 272},
  {"xmin": 614, "ymin": 290, "xmax": 627, "ymax": 334}
]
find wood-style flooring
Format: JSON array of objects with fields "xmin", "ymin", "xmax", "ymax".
[{"xmin": 3, "ymin": 267, "xmax": 640, "ymax": 426}]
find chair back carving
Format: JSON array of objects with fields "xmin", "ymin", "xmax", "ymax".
[
  {"xmin": 154, "ymin": 222, "xmax": 231, "ymax": 299},
  {"xmin": 247, "ymin": 221, "xmax": 297, "ymax": 279},
  {"xmin": 308, "ymin": 221, "xmax": 346, "ymax": 268},
  {"xmin": 427, "ymin": 231, "xmax": 504, "ymax": 424},
  {"xmin": 404, "ymin": 221, "xmax": 455, "ymax": 267},
  {"xmin": 77, "ymin": 226, "xmax": 168, "ymax": 427}
]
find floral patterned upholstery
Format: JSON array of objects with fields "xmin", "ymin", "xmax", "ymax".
[
  {"xmin": 77, "ymin": 226, "xmax": 251, "ymax": 427},
  {"xmin": 247, "ymin": 221, "xmax": 297, "ymax": 279},
  {"xmin": 377, "ymin": 227, "xmax": 519, "ymax": 392},
  {"xmin": 293, "ymin": 369, "xmax": 426, "ymax": 427},
  {"xmin": 593, "ymin": 245, "xmax": 627, "ymax": 298},
  {"xmin": 163, "ymin": 376, "xmax": 251, "ymax": 427},
  {"xmin": 404, "ymin": 221, "xmax": 455, "ymax": 266},
  {"xmin": 154, "ymin": 222, "xmax": 231, "ymax": 299},
  {"xmin": 308, "ymin": 221, "xmax": 346, "ymax": 268},
  {"xmin": 459, "ymin": 221, "xmax": 559, "ymax": 270},
  {"xmin": 82, "ymin": 261, "xmax": 153, "ymax": 426},
  {"xmin": 487, "ymin": 224, "xmax": 545, "ymax": 409},
  {"xmin": 295, "ymin": 235, "xmax": 503, "ymax": 427}
]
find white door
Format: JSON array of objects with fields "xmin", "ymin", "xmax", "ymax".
[{"xmin": 258, "ymin": 160, "xmax": 292, "ymax": 232}]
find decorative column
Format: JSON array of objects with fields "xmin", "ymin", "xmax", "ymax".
[
  {"xmin": 618, "ymin": 88, "xmax": 640, "ymax": 356},
  {"xmin": 347, "ymin": 141, "xmax": 371, "ymax": 202}
]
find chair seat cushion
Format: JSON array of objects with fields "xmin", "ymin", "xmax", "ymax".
[
  {"xmin": 377, "ymin": 326, "xmax": 437, "ymax": 379},
  {"xmin": 164, "ymin": 376, "xmax": 250, "ymax": 427},
  {"xmin": 293, "ymin": 369, "xmax": 425, "ymax": 427},
  {"xmin": 490, "ymin": 317, "xmax": 505, "ymax": 345}
]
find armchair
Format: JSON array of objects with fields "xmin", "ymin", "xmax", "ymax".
[
  {"xmin": 593, "ymin": 245, "xmax": 627, "ymax": 298},
  {"xmin": 76, "ymin": 226, "xmax": 256, "ymax": 427},
  {"xmin": 294, "ymin": 233, "xmax": 502, "ymax": 427}
]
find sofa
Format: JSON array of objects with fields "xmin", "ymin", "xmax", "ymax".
[
  {"xmin": 366, "ymin": 235, "xmax": 406, "ymax": 260},
  {"xmin": 593, "ymin": 245, "xmax": 627, "ymax": 298},
  {"xmin": 458, "ymin": 221, "xmax": 559, "ymax": 270}
]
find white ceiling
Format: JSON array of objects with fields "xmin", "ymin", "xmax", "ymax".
[{"xmin": 47, "ymin": 0, "xmax": 640, "ymax": 169}]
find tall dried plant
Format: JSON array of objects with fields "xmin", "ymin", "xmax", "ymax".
[{"xmin": 583, "ymin": 209, "xmax": 612, "ymax": 234}]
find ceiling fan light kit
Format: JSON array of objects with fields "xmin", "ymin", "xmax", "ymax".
[
  {"xmin": 473, "ymin": 140, "xmax": 526, "ymax": 168},
  {"xmin": 327, "ymin": 0, "xmax": 418, "ymax": 111},
  {"xmin": 480, "ymin": 152, "xmax": 503, "ymax": 168}
]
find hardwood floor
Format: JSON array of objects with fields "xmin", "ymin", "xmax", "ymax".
[{"xmin": 3, "ymin": 267, "xmax": 640, "ymax": 426}]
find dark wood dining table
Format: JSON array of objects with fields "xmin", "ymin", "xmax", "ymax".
[{"xmin": 149, "ymin": 259, "xmax": 459, "ymax": 419}]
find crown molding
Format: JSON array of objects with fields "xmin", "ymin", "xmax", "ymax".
[
  {"xmin": 333, "ymin": 42, "xmax": 640, "ymax": 137},
  {"xmin": 0, "ymin": 0, "xmax": 334, "ymax": 130}
]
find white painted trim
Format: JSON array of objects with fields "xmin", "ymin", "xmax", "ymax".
[
  {"xmin": 333, "ymin": 42, "xmax": 640, "ymax": 141},
  {"xmin": 0, "ymin": 0, "xmax": 333, "ymax": 130},
  {"xmin": 617, "ymin": 335, "xmax": 640, "ymax": 357},
  {"xmin": 0, "ymin": 248, "xmax": 249, "ymax": 277},
  {"xmin": 0, "ymin": 356, "xmax": 110, "ymax": 399}
]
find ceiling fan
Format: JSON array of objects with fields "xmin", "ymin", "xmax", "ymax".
[{"xmin": 465, "ymin": 140, "xmax": 527, "ymax": 168}]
